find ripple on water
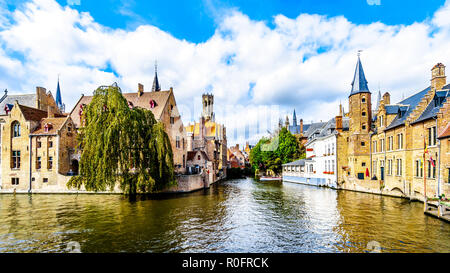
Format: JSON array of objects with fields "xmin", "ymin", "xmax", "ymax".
[{"xmin": 0, "ymin": 178, "xmax": 449, "ymax": 253}]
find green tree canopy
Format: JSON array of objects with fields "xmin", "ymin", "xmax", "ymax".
[
  {"xmin": 249, "ymin": 127, "xmax": 305, "ymax": 175},
  {"xmin": 68, "ymin": 84, "xmax": 175, "ymax": 194}
]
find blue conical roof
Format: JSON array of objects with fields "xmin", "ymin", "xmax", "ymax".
[
  {"xmin": 55, "ymin": 79, "xmax": 62, "ymax": 108},
  {"xmin": 350, "ymin": 55, "xmax": 370, "ymax": 96}
]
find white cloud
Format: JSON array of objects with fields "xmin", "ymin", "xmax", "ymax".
[{"xmin": 1, "ymin": 0, "xmax": 450, "ymax": 146}]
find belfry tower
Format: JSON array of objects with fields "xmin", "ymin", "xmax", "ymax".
[
  {"xmin": 202, "ymin": 93, "xmax": 214, "ymax": 121},
  {"xmin": 347, "ymin": 52, "xmax": 372, "ymax": 179}
]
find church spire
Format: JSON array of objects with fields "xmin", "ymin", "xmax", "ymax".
[
  {"xmin": 55, "ymin": 75, "xmax": 64, "ymax": 112},
  {"xmin": 152, "ymin": 61, "xmax": 161, "ymax": 92},
  {"xmin": 292, "ymin": 109, "xmax": 297, "ymax": 127},
  {"xmin": 350, "ymin": 51, "xmax": 370, "ymax": 96},
  {"xmin": 375, "ymin": 89, "xmax": 381, "ymax": 111}
]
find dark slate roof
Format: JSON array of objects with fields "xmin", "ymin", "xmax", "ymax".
[
  {"xmin": 288, "ymin": 125, "xmax": 301, "ymax": 134},
  {"xmin": 349, "ymin": 55, "xmax": 370, "ymax": 96},
  {"xmin": 303, "ymin": 122, "xmax": 327, "ymax": 138},
  {"xmin": 0, "ymin": 93, "xmax": 36, "ymax": 115},
  {"xmin": 282, "ymin": 159, "xmax": 312, "ymax": 166},
  {"xmin": 412, "ymin": 89, "xmax": 450, "ymax": 124},
  {"xmin": 384, "ymin": 86, "xmax": 430, "ymax": 130},
  {"xmin": 292, "ymin": 109, "xmax": 297, "ymax": 127}
]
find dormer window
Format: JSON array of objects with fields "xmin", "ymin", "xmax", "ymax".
[{"xmin": 44, "ymin": 123, "xmax": 53, "ymax": 133}]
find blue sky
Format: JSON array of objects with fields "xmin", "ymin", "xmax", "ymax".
[
  {"xmin": 0, "ymin": 0, "xmax": 450, "ymax": 146},
  {"xmin": 45, "ymin": 0, "xmax": 446, "ymax": 43}
]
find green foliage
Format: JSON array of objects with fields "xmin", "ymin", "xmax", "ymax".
[
  {"xmin": 249, "ymin": 127, "xmax": 305, "ymax": 175},
  {"xmin": 67, "ymin": 84, "xmax": 175, "ymax": 194}
]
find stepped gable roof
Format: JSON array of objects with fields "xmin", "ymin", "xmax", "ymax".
[
  {"xmin": 438, "ymin": 122, "xmax": 450, "ymax": 139},
  {"xmin": 31, "ymin": 117, "xmax": 68, "ymax": 135},
  {"xmin": 70, "ymin": 90, "xmax": 172, "ymax": 128},
  {"xmin": 0, "ymin": 93, "xmax": 36, "ymax": 115},
  {"xmin": 384, "ymin": 86, "xmax": 430, "ymax": 130},
  {"xmin": 411, "ymin": 87, "xmax": 450, "ymax": 125}
]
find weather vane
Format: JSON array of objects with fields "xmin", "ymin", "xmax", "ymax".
[{"xmin": 357, "ymin": 50, "xmax": 363, "ymax": 57}]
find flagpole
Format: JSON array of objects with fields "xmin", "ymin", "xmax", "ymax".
[{"xmin": 424, "ymin": 136, "xmax": 427, "ymax": 210}]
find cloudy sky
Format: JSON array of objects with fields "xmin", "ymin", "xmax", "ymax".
[{"xmin": 0, "ymin": 0, "xmax": 450, "ymax": 146}]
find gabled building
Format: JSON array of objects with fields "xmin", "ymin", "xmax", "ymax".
[
  {"xmin": 70, "ymin": 81, "xmax": 188, "ymax": 174},
  {"xmin": 1, "ymin": 101, "xmax": 77, "ymax": 192}
]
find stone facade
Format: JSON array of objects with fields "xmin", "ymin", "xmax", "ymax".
[
  {"xmin": 337, "ymin": 59, "xmax": 450, "ymax": 201},
  {"xmin": 1, "ymin": 101, "xmax": 77, "ymax": 191}
]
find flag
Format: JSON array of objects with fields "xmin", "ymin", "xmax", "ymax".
[
  {"xmin": 430, "ymin": 156, "xmax": 435, "ymax": 168},
  {"xmin": 366, "ymin": 168, "xmax": 370, "ymax": 177}
]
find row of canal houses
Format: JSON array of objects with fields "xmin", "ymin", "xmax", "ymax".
[
  {"xmin": 283, "ymin": 55, "xmax": 450, "ymax": 201},
  {"xmin": 0, "ymin": 66, "xmax": 227, "ymax": 193}
]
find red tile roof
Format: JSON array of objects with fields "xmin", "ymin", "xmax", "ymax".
[
  {"xmin": 70, "ymin": 90, "xmax": 172, "ymax": 128},
  {"xmin": 31, "ymin": 117, "xmax": 68, "ymax": 135},
  {"xmin": 438, "ymin": 122, "xmax": 450, "ymax": 139}
]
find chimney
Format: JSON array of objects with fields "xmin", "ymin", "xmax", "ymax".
[
  {"xmin": 431, "ymin": 63, "xmax": 446, "ymax": 91},
  {"xmin": 383, "ymin": 92, "xmax": 390, "ymax": 105},
  {"xmin": 138, "ymin": 83, "xmax": 144, "ymax": 97},
  {"xmin": 300, "ymin": 119, "xmax": 304, "ymax": 133},
  {"xmin": 47, "ymin": 105, "xmax": 54, "ymax": 118},
  {"xmin": 236, "ymin": 144, "xmax": 239, "ymax": 150},
  {"xmin": 336, "ymin": 115, "xmax": 343, "ymax": 132}
]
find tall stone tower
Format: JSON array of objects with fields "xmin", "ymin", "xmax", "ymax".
[
  {"xmin": 202, "ymin": 93, "xmax": 214, "ymax": 121},
  {"xmin": 347, "ymin": 53, "xmax": 372, "ymax": 179}
]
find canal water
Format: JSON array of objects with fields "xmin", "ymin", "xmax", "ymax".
[{"xmin": 0, "ymin": 178, "xmax": 449, "ymax": 253}]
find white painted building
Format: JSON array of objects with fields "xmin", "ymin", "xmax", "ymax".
[{"xmin": 283, "ymin": 117, "xmax": 349, "ymax": 189}]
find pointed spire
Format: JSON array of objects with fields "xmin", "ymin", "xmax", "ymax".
[
  {"xmin": 350, "ymin": 51, "xmax": 370, "ymax": 96},
  {"xmin": 375, "ymin": 89, "xmax": 381, "ymax": 111},
  {"xmin": 152, "ymin": 61, "xmax": 161, "ymax": 92},
  {"xmin": 55, "ymin": 75, "xmax": 64, "ymax": 112},
  {"xmin": 292, "ymin": 109, "xmax": 297, "ymax": 127}
]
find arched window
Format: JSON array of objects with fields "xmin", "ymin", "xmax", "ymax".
[
  {"xmin": 12, "ymin": 121, "xmax": 20, "ymax": 137},
  {"xmin": 362, "ymin": 97, "xmax": 366, "ymax": 103}
]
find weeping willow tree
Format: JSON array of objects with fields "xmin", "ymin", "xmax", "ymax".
[{"xmin": 67, "ymin": 84, "xmax": 175, "ymax": 194}]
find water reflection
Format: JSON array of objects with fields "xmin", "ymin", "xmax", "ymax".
[{"xmin": 0, "ymin": 178, "xmax": 448, "ymax": 253}]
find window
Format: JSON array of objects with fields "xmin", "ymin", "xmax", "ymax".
[
  {"xmin": 43, "ymin": 178, "xmax": 48, "ymax": 183},
  {"xmin": 427, "ymin": 160, "xmax": 436, "ymax": 178},
  {"xmin": 387, "ymin": 159, "xmax": 392, "ymax": 175},
  {"xmin": 415, "ymin": 160, "xmax": 423, "ymax": 177},
  {"xmin": 373, "ymin": 161, "xmax": 377, "ymax": 176},
  {"xmin": 397, "ymin": 134, "xmax": 403, "ymax": 149},
  {"xmin": 12, "ymin": 150, "xmax": 20, "ymax": 169},
  {"xmin": 197, "ymin": 155, "xmax": 201, "ymax": 160},
  {"xmin": 170, "ymin": 117, "xmax": 175, "ymax": 124},
  {"xmin": 37, "ymin": 141, "xmax": 42, "ymax": 148},
  {"xmin": 48, "ymin": 156, "xmax": 53, "ymax": 170},
  {"xmin": 362, "ymin": 98, "xmax": 366, "ymax": 103},
  {"xmin": 373, "ymin": 141, "xmax": 377, "ymax": 153},
  {"xmin": 380, "ymin": 139, "xmax": 385, "ymax": 152},
  {"xmin": 332, "ymin": 143, "xmax": 335, "ymax": 154},
  {"xmin": 396, "ymin": 159, "xmax": 402, "ymax": 176},
  {"xmin": 379, "ymin": 116, "xmax": 384, "ymax": 127},
  {"xmin": 176, "ymin": 136, "xmax": 180, "ymax": 148},
  {"xmin": 428, "ymin": 127, "xmax": 437, "ymax": 146},
  {"xmin": 37, "ymin": 156, "xmax": 41, "ymax": 169},
  {"xmin": 12, "ymin": 122, "xmax": 20, "ymax": 137},
  {"xmin": 362, "ymin": 124, "xmax": 366, "ymax": 130},
  {"xmin": 49, "ymin": 141, "xmax": 53, "ymax": 148},
  {"xmin": 362, "ymin": 111, "xmax": 366, "ymax": 116},
  {"xmin": 11, "ymin": 178, "xmax": 19, "ymax": 185},
  {"xmin": 361, "ymin": 141, "xmax": 365, "ymax": 147},
  {"xmin": 362, "ymin": 162, "xmax": 366, "ymax": 167}
]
